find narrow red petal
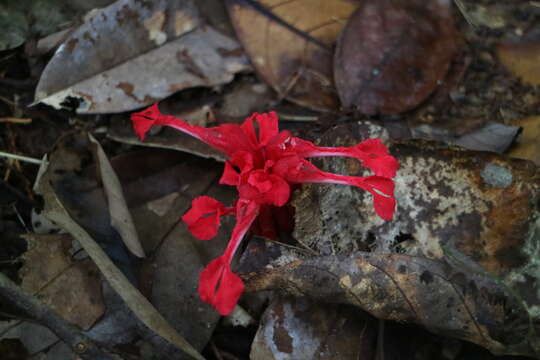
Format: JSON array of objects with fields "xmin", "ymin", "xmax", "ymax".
[
  {"xmin": 182, "ymin": 196, "xmax": 226, "ymax": 240},
  {"xmin": 222, "ymin": 200, "xmax": 260, "ymax": 260},
  {"xmin": 273, "ymin": 156, "xmax": 396, "ymax": 219},
  {"xmin": 255, "ymin": 112, "xmax": 279, "ymax": 146},
  {"xmin": 287, "ymin": 137, "xmax": 398, "ymax": 178},
  {"xmin": 131, "ymin": 104, "xmax": 256, "ymax": 156},
  {"xmin": 219, "ymin": 161, "xmax": 240, "ymax": 186},
  {"xmin": 198, "ymin": 256, "xmax": 244, "ymax": 316}
]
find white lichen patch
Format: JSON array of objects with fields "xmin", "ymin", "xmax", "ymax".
[{"xmin": 144, "ymin": 11, "xmax": 167, "ymax": 46}]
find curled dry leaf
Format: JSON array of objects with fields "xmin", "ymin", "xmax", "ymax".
[
  {"xmin": 89, "ymin": 134, "xmax": 144, "ymax": 258},
  {"xmin": 334, "ymin": 0, "xmax": 459, "ymax": 114},
  {"xmin": 226, "ymin": 0, "xmax": 360, "ymax": 112},
  {"xmin": 35, "ymin": 0, "xmax": 250, "ymax": 114}
]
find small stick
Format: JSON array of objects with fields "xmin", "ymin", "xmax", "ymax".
[
  {"xmin": 0, "ymin": 117, "xmax": 32, "ymax": 124},
  {"xmin": 0, "ymin": 151, "xmax": 43, "ymax": 165}
]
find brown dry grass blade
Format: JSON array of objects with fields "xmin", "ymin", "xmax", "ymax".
[
  {"xmin": 89, "ymin": 134, "xmax": 145, "ymax": 258},
  {"xmin": 226, "ymin": 0, "xmax": 360, "ymax": 112}
]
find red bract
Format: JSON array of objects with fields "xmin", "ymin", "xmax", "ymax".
[{"xmin": 131, "ymin": 104, "xmax": 399, "ymax": 315}]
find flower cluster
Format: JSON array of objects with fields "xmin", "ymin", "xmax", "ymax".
[{"xmin": 131, "ymin": 104, "xmax": 399, "ymax": 315}]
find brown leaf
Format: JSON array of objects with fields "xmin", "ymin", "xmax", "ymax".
[
  {"xmin": 240, "ymin": 240, "xmax": 538, "ymax": 358},
  {"xmin": 251, "ymin": 297, "xmax": 376, "ymax": 360},
  {"xmin": 275, "ymin": 122, "xmax": 540, "ymax": 357},
  {"xmin": 334, "ymin": 0, "xmax": 459, "ymax": 114},
  {"xmin": 34, "ymin": 0, "xmax": 250, "ymax": 114},
  {"xmin": 34, "ymin": 134, "xmax": 205, "ymax": 360},
  {"xmin": 497, "ymin": 30, "xmax": 540, "ymax": 86},
  {"xmin": 149, "ymin": 184, "xmax": 236, "ymax": 354},
  {"xmin": 20, "ymin": 234, "xmax": 105, "ymax": 330},
  {"xmin": 226, "ymin": 0, "xmax": 360, "ymax": 112}
]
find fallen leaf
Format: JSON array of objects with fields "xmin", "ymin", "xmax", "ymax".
[
  {"xmin": 240, "ymin": 240, "xmax": 539, "ymax": 358},
  {"xmin": 149, "ymin": 184, "xmax": 236, "ymax": 355},
  {"xmin": 20, "ymin": 233, "xmax": 105, "ymax": 330},
  {"xmin": 508, "ymin": 116, "xmax": 540, "ymax": 165},
  {"xmin": 251, "ymin": 297, "xmax": 376, "ymax": 360},
  {"xmin": 35, "ymin": 0, "xmax": 250, "ymax": 113},
  {"xmin": 34, "ymin": 135, "xmax": 205, "ymax": 360},
  {"xmin": 226, "ymin": 0, "xmax": 360, "ymax": 111},
  {"xmin": 89, "ymin": 134, "xmax": 144, "ymax": 258},
  {"xmin": 497, "ymin": 31, "xmax": 540, "ymax": 86},
  {"xmin": 334, "ymin": 0, "xmax": 459, "ymax": 114},
  {"xmin": 267, "ymin": 122, "xmax": 540, "ymax": 357}
]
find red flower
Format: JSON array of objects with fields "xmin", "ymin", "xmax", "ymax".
[{"xmin": 131, "ymin": 104, "xmax": 399, "ymax": 315}]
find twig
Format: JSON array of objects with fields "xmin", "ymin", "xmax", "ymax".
[
  {"xmin": 453, "ymin": 0, "xmax": 477, "ymax": 28},
  {"xmin": 0, "ymin": 272, "xmax": 120, "ymax": 360},
  {"xmin": 0, "ymin": 117, "xmax": 32, "ymax": 124},
  {"xmin": 0, "ymin": 151, "xmax": 43, "ymax": 165}
]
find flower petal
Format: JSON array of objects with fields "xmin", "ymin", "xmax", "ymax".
[
  {"xmin": 273, "ymin": 156, "xmax": 396, "ymax": 219},
  {"xmin": 255, "ymin": 112, "xmax": 279, "ymax": 146},
  {"xmin": 238, "ymin": 171, "xmax": 290, "ymax": 206},
  {"xmin": 219, "ymin": 161, "xmax": 241, "ymax": 186},
  {"xmin": 287, "ymin": 137, "xmax": 398, "ymax": 178},
  {"xmin": 181, "ymin": 196, "xmax": 230, "ymax": 240},
  {"xmin": 131, "ymin": 104, "xmax": 257, "ymax": 155},
  {"xmin": 198, "ymin": 256, "xmax": 244, "ymax": 316}
]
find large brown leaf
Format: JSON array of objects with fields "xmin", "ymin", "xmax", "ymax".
[
  {"xmin": 238, "ymin": 122, "xmax": 540, "ymax": 357},
  {"xmin": 240, "ymin": 239, "xmax": 539, "ymax": 358},
  {"xmin": 34, "ymin": 0, "xmax": 250, "ymax": 114},
  {"xmin": 226, "ymin": 0, "xmax": 360, "ymax": 112},
  {"xmin": 334, "ymin": 0, "xmax": 459, "ymax": 114}
]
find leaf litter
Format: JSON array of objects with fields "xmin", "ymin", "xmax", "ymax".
[{"xmin": 1, "ymin": 0, "xmax": 540, "ymax": 359}]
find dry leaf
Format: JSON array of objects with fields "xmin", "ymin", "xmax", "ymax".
[
  {"xmin": 150, "ymin": 184, "xmax": 236, "ymax": 355},
  {"xmin": 89, "ymin": 134, "xmax": 144, "ymax": 258},
  {"xmin": 334, "ymin": 0, "xmax": 459, "ymax": 114},
  {"xmin": 226, "ymin": 0, "xmax": 360, "ymax": 111},
  {"xmin": 34, "ymin": 135, "xmax": 205, "ymax": 360},
  {"xmin": 20, "ymin": 234, "xmax": 105, "ymax": 330},
  {"xmin": 497, "ymin": 31, "xmax": 540, "ymax": 86},
  {"xmin": 251, "ymin": 297, "xmax": 376, "ymax": 360},
  {"xmin": 35, "ymin": 0, "xmax": 250, "ymax": 113},
  {"xmin": 259, "ymin": 122, "xmax": 540, "ymax": 357},
  {"xmin": 240, "ymin": 240, "xmax": 539, "ymax": 358},
  {"xmin": 508, "ymin": 116, "xmax": 540, "ymax": 165}
]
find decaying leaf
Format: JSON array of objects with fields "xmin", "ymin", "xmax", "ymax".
[
  {"xmin": 334, "ymin": 0, "xmax": 459, "ymax": 114},
  {"xmin": 238, "ymin": 121, "xmax": 540, "ymax": 357},
  {"xmin": 509, "ymin": 116, "xmax": 540, "ymax": 166},
  {"xmin": 251, "ymin": 296, "xmax": 376, "ymax": 360},
  {"xmin": 34, "ymin": 134, "xmax": 205, "ymax": 360},
  {"xmin": 240, "ymin": 240, "xmax": 539, "ymax": 358},
  {"xmin": 19, "ymin": 233, "xmax": 105, "ymax": 330},
  {"xmin": 35, "ymin": 0, "xmax": 250, "ymax": 114},
  {"xmin": 497, "ymin": 31, "xmax": 540, "ymax": 86},
  {"xmin": 226, "ymin": 0, "xmax": 360, "ymax": 111},
  {"xmin": 89, "ymin": 134, "xmax": 144, "ymax": 258}
]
